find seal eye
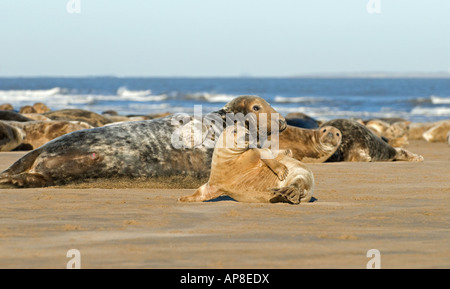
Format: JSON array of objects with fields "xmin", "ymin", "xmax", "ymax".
[
  {"xmin": 252, "ymin": 105, "xmax": 260, "ymax": 112},
  {"xmin": 322, "ymin": 129, "xmax": 327, "ymax": 133}
]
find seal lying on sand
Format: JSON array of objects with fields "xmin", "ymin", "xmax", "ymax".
[
  {"xmin": 321, "ymin": 119, "xmax": 423, "ymax": 162},
  {"xmin": 422, "ymin": 120, "xmax": 450, "ymax": 143},
  {"xmin": 0, "ymin": 111, "xmax": 33, "ymax": 122},
  {"xmin": 179, "ymin": 125, "xmax": 314, "ymax": 204},
  {"xmin": 5, "ymin": 120, "xmax": 92, "ymax": 150},
  {"xmin": 0, "ymin": 96, "xmax": 287, "ymax": 188},
  {"xmin": 276, "ymin": 125, "xmax": 342, "ymax": 163},
  {"xmin": 44, "ymin": 109, "xmax": 112, "ymax": 127},
  {"xmin": 365, "ymin": 119, "xmax": 410, "ymax": 148},
  {"xmin": 0, "ymin": 121, "xmax": 25, "ymax": 152}
]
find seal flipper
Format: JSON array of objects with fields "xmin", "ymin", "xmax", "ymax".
[
  {"xmin": 393, "ymin": 148, "xmax": 424, "ymax": 162},
  {"xmin": 179, "ymin": 183, "xmax": 222, "ymax": 202},
  {"xmin": 1, "ymin": 172, "xmax": 49, "ymax": 188},
  {"xmin": 270, "ymin": 185, "xmax": 301, "ymax": 204},
  {"xmin": 0, "ymin": 149, "xmax": 49, "ymax": 188}
]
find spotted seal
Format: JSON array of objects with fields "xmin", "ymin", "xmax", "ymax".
[
  {"xmin": 43, "ymin": 109, "xmax": 112, "ymax": 127},
  {"xmin": 0, "ymin": 121, "xmax": 25, "ymax": 152},
  {"xmin": 276, "ymin": 125, "xmax": 342, "ymax": 163},
  {"xmin": 0, "ymin": 96, "xmax": 286, "ymax": 188},
  {"xmin": 321, "ymin": 119, "xmax": 423, "ymax": 162},
  {"xmin": 5, "ymin": 120, "xmax": 91, "ymax": 150}
]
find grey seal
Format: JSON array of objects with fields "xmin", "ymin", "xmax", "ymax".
[
  {"xmin": 0, "ymin": 96, "xmax": 286, "ymax": 188},
  {"xmin": 321, "ymin": 119, "xmax": 423, "ymax": 162}
]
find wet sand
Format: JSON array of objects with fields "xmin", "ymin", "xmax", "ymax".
[{"xmin": 0, "ymin": 140, "xmax": 449, "ymax": 268}]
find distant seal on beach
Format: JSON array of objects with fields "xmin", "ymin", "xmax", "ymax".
[
  {"xmin": 179, "ymin": 125, "xmax": 314, "ymax": 204},
  {"xmin": 422, "ymin": 120, "xmax": 450, "ymax": 143},
  {"xmin": 0, "ymin": 96, "xmax": 286, "ymax": 188},
  {"xmin": 21, "ymin": 114, "xmax": 52, "ymax": 121},
  {"xmin": 285, "ymin": 112, "xmax": 319, "ymax": 129},
  {"xmin": 321, "ymin": 119, "xmax": 424, "ymax": 162},
  {"xmin": 19, "ymin": 105, "xmax": 37, "ymax": 114},
  {"xmin": 0, "ymin": 121, "xmax": 24, "ymax": 152},
  {"xmin": 276, "ymin": 125, "xmax": 342, "ymax": 163},
  {"xmin": 33, "ymin": 102, "xmax": 51, "ymax": 114},
  {"xmin": 44, "ymin": 109, "xmax": 111, "ymax": 127},
  {"xmin": 6, "ymin": 120, "xmax": 91, "ymax": 150},
  {"xmin": 365, "ymin": 119, "xmax": 410, "ymax": 147},
  {"xmin": 0, "ymin": 111, "xmax": 33, "ymax": 122},
  {"xmin": 0, "ymin": 103, "xmax": 14, "ymax": 111}
]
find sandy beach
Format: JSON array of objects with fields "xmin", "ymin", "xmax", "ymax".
[{"xmin": 0, "ymin": 140, "xmax": 449, "ymax": 269}]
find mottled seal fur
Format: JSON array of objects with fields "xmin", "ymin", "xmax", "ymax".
[
  {"xmin": 276, "ymin": 125, "xmax": 342, "ymax": 163},
  {"xmin": 0, "ymin": 103, "xmax": 14, "ymax": 111},
  {"xmin": 5, "ymin": 120, "xmax": 91, "ymax": 150},
  {"xmin": 0, "ymin": 121, "xmax": 25, "ymax": 152},
  {"xmin": 422, "ymin": 120, "xmax": 450, "ymax": 143},
  {"xmin": 179, "ymin": 125, "xmax": 314, "ymax": 204},
  {"xmin": 44, "ymin": 109, "xmax": 111, "ymax": 127},
  {"xmin": 0, "ymin": 111, "xmax": 33, "ymax": 122},
  {"xmin": 0, "ymin": 96, "xmax": 285, "ymax": 188},
  {"xmin": 365, "ymin": 119, "xmax": 410, "ymax": 147},
  {"xmin": 321, "ymin": 119, "xmax": 423, "ymax": 162}
]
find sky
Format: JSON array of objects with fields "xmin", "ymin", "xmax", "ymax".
[{"xmin": 0, "ymin": 0, "xmax": 449, "ymax": 77}]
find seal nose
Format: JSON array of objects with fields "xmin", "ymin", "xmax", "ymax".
[{"xmin": 327, "ymin": 132, "xmax": 334, "ymax": 138}]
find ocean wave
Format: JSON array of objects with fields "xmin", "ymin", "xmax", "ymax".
[
  {"xmin": 0, "ymin": 87, "xmax": 62, "ymax": 101},
  {"xmin": 430, "ymin": 95, "xmax": 450, "ymax": 104},
  {"xmin": 183, "ymin": 92, "xmax": 236, "ymax": 103},
  {"xmin": 274, "ymin": 105, "xmax": 412, "ymax": 121},
  {"xmin": 274, "ymin": 96, "xmax": 327, "ymax": 103},
  {"xmin": 411, "ymin": 106, "xmax": 450, "ymax": 116},
  {"xmin": 116, "ymin": 87, "xmax": 168, "ymax": 101}
]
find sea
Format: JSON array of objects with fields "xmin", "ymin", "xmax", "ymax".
[{"xmin": 0, "ymin": 77, "xmax": 449, "ymax": 123}]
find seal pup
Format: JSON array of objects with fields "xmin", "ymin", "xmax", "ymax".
[
  {"xmin": 321, "ymin": 119, "xmax": 423, "ymax": 162},
  {"xmin": 0, "ymin": 96, "xmax": 285, "ymax": 188},
  {"xmin": 276, "ymin": 125, "xmax": 342, "ymax": 163},
  {"xmin": 0, "ymin": 121, "xmax": 25, "ymax": 152},
  {"xmin": 179, "ymin": 125, "xmax": 314, "ymax": 204}
]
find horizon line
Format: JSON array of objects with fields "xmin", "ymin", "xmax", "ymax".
[{"xmin": 1, "ymin": 71, "xmax": 450, "ymax": 79}]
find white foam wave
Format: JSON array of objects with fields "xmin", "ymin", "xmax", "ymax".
[
  {"xmin": 411, "ymin": 106, "xmax": 450, "ymax": 116},
  {"xmin": 274, "ymin": 96, "xmax": 327, "ymax": 103},
  {"xmin": 117, "ymin": 87, "xmax": 151, "ymax": 97},
  {"xmin": 116, "ymin": 87, "xmax": 167, "ymax": 102},
  {"xmin": 430, "ymin": 95, "xmax": 450, "ymax": 104},
  {"xmin": 183, "ymin": 92, "xmax": 236, "ymax": 103},
  {"xmin": 0, "ymin": 87, "xmax": 61, "ymax": 101},
  {"xmin": 274, "ymin": 105, "xmax": 411, "ymax": 121}
]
